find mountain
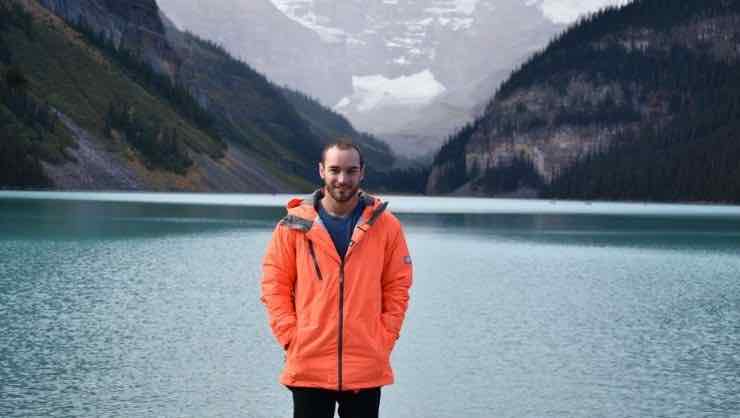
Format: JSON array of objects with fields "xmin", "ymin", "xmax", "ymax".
[
  {"xmin": 155, "ymin": 0, "xmax": 563, "ymax": 157},
  {"xmin": 279, "ymin": 86, "xmax": 394, "ymax": 168},
  {"xmin": 427, "ymin": 0, "xmax": 740, "ymax": 203},
  {"xmin": 155, "ymin": 0, "xmax": 348, "ymax": 105},
  {"xmin": 4, "ymin": 0, "xmax": 219, "ymax": 190},
  {"xmin": 159, "ymin": 13, "xmax": 396, "ymax": 176},
  {"xmin": 35, "ymin": 0, "xmax": 180, "ymax": 76},
  {"xmin": 1, "ymin": 0, "xmax": 394, "ymax": 191}
]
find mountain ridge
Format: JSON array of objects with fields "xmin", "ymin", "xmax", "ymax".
[
  {"xmin": 155, "ymin": 0, "xmax": 563, "ymax": 157},
  {"xmin": 2, "ymin": 0, "xmax": 395, "ymax": 191},
  {"xmin": 427, "ymin": 0, "xmax": 740, "ymax": 203}
]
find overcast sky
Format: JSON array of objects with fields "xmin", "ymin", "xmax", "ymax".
[{"xmin": 539, "ymin": 0, "xmax": 631, "ymax": 23}]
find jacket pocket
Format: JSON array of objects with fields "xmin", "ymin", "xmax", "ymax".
[
  {"xmin": 285, "ymin": 327, "xmax": 299, "ymax": 360},
  {"xmin": 292, "ymin": 324, "xmax": 322, "ymax": 360},
  {"xmin": 307, "ymin": 240, "xmax": 323, "ymax": 281},
  {"xmin": 379, "ymin": 321, "xmax": 396, "ymax": 354}
]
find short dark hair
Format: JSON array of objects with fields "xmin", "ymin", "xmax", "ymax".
[{"xmin": 321, "ymin": 139, "xmax": 364, "ymax": 168}]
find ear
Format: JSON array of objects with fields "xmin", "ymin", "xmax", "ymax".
[
  {"xmin": 318, "ymin": 161, "xmax": 325, "ymax": 180},
  {"xmin": 359, "ymin": 165, "xmax": 365, "ymax": 183}
]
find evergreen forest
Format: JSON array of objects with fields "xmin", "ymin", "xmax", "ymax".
[{"xmin": 431, "ymin": 0, "xmax": 740, "ymax": 202}]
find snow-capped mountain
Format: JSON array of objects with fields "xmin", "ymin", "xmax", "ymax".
[{"xmin": 157, "ymin": 0, "xmax": 564, "ymax": 156}]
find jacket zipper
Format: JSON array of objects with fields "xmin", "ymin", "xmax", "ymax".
[
  {"xmin": 338, "ymin": 257, "xmax": 345, "ymax": 391},
  {"xmin": 336, "ymin": 220, "xmax": 369, "ymax": 391},
  {"xmin": 337, "ymin": 227, "xmax": 360, "ymax": 391},
  {"xmin": 307, "ymin": 240, "xmax": 323, "ymax": 281}
]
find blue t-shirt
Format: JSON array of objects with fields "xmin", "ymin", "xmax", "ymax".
[{"xmin": 318, "ymin": 200, "xmax": 366, "ymax": 260}]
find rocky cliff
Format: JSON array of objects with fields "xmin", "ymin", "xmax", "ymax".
[
  {"xmin": 37, "ymin": 0, "xmax": 179, "ymax": 76},
  {"xmin": 2, "ymin": 0, "xmax": 314, "ymax": 191},
  {"xmin": 427, "ymin": 1, "xmax": 740, "ymax": 197}
]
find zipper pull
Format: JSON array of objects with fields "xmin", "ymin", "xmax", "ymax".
[{"xmin": 307, "ymin": 240, "xmax": 323, "ymax": 281}]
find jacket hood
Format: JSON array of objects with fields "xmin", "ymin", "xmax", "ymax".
[
  {"xmin": 280, "ymin": 188, "xmax": 388, "ymax": 232},
  {"xmin": 286, "ymin": 188, "xmax": 384, "ymax": 217}
]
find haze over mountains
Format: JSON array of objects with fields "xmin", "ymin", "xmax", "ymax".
[
  {"xmin": 156, "ymin": 0, "xmax": 628, "ymax": 157},
  {"xmin": 156, "ymin": 0, "xmax": 562, "ymax": 156}
]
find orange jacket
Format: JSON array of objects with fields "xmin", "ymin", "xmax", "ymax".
[{"xmin": 261, "ymin": 190, "xmax": 413, "ymax": 391}]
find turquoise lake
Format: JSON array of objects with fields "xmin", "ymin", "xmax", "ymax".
[{"xmin": 1, "ymin": 191, "xmax": 739, "ymax": 418}]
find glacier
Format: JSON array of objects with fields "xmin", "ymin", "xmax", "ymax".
[{"xmin": 334, "ymin": 70, "xmax": 447, "ymax": 113}]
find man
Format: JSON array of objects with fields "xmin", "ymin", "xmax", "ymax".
[{"xmin": 261, "ymin": 140, "xmax": 413, "ymax": 418}]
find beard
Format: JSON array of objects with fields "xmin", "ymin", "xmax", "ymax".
[{"xmin": 325, "ymin": 182, "xmax": 360, "ymax": 203}]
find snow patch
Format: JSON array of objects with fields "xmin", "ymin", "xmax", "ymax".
[
  {"xmin": 424, "ymin": 0, "xmax": 478, "ymax": 31},
  {"xmin": 269, "ymin": 0, "xmax": 347, "ymax": 43},
  {"xmin": 334, "ymin": 70, "xmax": 447, "ymax": 112},
  {"xmin": 449, "ymin": 17, "xmax": 473, "ymax": 31},
  {"xmin": 347, "ymin": 37, "xmax": 366, "ymax": 46},
  {"xmin": 335, "ymin": 97, "xmax": 351, "ymax": 108},
  {"xmin": 538, "ymin": 0, "xmax": 629, "ymax": 24},
  {"xmin": 425, "ymin": 0, "xmax": 480, "ymax": 15},
  {"xmin": 453, "ymin": 0, "xmax": 479, "ymax": 14}
]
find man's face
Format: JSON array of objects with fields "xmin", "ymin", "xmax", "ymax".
[{"xmin": 319, "ymin": 147, "xmax": 364, "ymax": 203}]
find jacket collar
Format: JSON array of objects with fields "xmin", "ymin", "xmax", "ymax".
[
  {"xmin": 281, "ymin": 188, "xmax": 387, "ymax": 232},
  {"xmin": 309, "ymin": 188, "xmax": 377, "ymax": 212},
  {"xmin": 280, "ymin": 189, "xmax": 389, "ymax": 263}
]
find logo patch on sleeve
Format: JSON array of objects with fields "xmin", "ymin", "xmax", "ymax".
[{"xmin": 403, "ymin": 255, "xmax": 412, "ymax": 265}]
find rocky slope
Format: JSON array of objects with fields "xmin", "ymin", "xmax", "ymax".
[
  {"xmin": 8, "ymin": 0, "xmax": 308, "ymax": 191},
  {"xmin": 427, "ymin": 0, "xmax": 740, "ymax": 199},
  {"xmin": 5, "ymin": 0, "xmax": 394, "ymax": 191},
  {"xmin": 37, "ymin": 0, "xmax": 179, "ymax": 76}
]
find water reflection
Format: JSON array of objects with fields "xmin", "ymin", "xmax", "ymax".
[
  {"xmin": 0, "ymin": 198, "xmax": 283, "ymax": 240},
  {"xmin": 1, "ymin": 193, "xmax": 740, "ymax": 418},
  {"xmin": 399, "ymin": 213, "xmax": 740, "ymax": 252}
]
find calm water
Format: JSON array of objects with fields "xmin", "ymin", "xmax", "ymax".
[{"xmin": 1, "ymin": 192, "xmax": 739, "ymax": 418}]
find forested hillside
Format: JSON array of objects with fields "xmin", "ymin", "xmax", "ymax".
[
  {"xmin": 1, "ymin": 0, "xmax": 310, "ymax": 190},
  {"xmin": 280, "ymin": 87, "xmax": 394, "ymax": 169},
  {"xmin": 1, "ymin": 0, "xmax": 224, "ymax": 189},
  {"xmin": 428, "ymin": 0, "xmax": 740, "ymax": 203},
  {"xmin": 278, "ymin": 86, "xmax": 429, "ymax": 193},
  {"xmin": 1, "ymin": 0, "xmax": 398, "ymax": 191}
]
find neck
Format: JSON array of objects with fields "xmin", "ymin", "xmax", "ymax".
[{"xmin": 321, "ymin": 189, "xmax": 359, "ymax": 218}]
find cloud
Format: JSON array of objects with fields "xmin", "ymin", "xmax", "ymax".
[{"xmin": 538, "ymin": 0, "xmax": 630, "ymax": 24}]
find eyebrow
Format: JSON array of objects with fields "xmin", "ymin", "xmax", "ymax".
[{"xmin": 327, "ymin": 165, "xmax": 360, "ymax": 170}]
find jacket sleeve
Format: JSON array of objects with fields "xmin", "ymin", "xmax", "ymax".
[
  {"xmin": 380, "ymin": 216, "xmax": 413, "ymax": 347},
  {"xmin": 261, "ymin": 222, "xmax": 298, "ymax": 350}
]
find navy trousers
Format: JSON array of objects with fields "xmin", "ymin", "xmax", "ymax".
[{"xmin": 289, "ymin": 386, "xmax": 381, "ymax": 418}]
